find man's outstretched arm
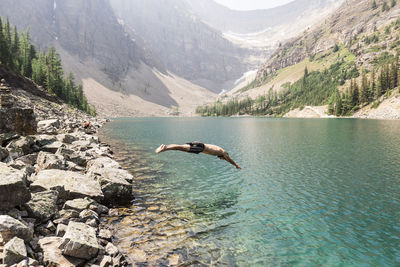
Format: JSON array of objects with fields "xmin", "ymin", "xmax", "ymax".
[{"xmin": 223, "ymin": 154, "xmax": 242, "ymax": 169}]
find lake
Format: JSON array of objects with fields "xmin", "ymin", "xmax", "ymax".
[{"xmin": 101, "ymin": 117, "xmax": 400, "ymax": 266}]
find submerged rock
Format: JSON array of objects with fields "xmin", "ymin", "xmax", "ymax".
[
  {"xmin": 59, "ymin": 221, "xmax": 99, "ymax": 260},
  {"xmin": 38, "ymin": 237, "xmax": 85, "ymax": 267},
  {"xmin": 30, "ymin": 169, "xmax": 103, "ymax": 201},
  {"xmin": 3, "ymin": 237, "xmax": 27, "ymax": 265},
  {"xmin": 24, "ymin": 190, "xmax": 59, "ymax": 222},
  {"xmin": 0, "ymin": 215, "xmax": 33, "ymax": 243},
  {"xmin": 0, "ymin": 163, "xmax": 30, "ymax": 210}
]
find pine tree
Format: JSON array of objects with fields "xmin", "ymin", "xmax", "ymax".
[
  {"xmin": 370, "ymin": 68, "xmax": 376, "ymax": 100},
  {"xmin": 371, "ymin": 0, "xmax": 377, "ymax": 9},
  {"xmin": 360, "ymin": 71, "xmax": 369, "ymax": 103},
  {"xmin": 335, "ymin": 92, "xmax": 342, "ymax": 116}
]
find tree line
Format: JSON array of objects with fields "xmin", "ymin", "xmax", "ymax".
[
  {"xmin": 196, "ymin": 60, "xmax": 360, "ymax": 117},
  {"xmin": 0, "ymin": 17, "xmax": 95, "ymax": 115},
  {"xmin": 329, "ymin": 56, "xmax": 399, "ymax": 116}
]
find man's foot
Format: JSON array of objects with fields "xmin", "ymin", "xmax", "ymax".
[{"xmin": 155, "ymin": 144, "xmax": 166, "ymax": 154}]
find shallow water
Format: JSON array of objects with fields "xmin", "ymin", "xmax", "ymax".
[{"xmin": 101, "ymin": 117, "xmax": 400, "ymax": 266}]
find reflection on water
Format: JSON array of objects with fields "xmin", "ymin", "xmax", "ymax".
[{"xmin": 101, "ymin": 118, "xmax": 400, "ymax": 266}]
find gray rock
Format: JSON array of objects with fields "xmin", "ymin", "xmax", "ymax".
[
  {"xmin": 41, "ymin": 141, "xmax": 65, "ymax": 153},
  {"xmin": 79, "ymin": 209, "xmax": 99, "ymax": 222},
  {"xmin": 37, "ymin": 119, "xmax": 60, "ymax": 135},
  {"xmin": 3, "ymin": 237, "xmax": 27, "ymax": 265},
  {"xmin": 14, "ymin": 153, "xmax": 38, "ymax": 166},
  {"xmin": 98, "ymin": 229, "xmax": 112, "ymax": 241},
  {"xmin": 59, "ymin": 222, "xmax": 99, "ymax": 260},
  {"xmin": 56, "ymin": 134, "xmax": 77, "ymax": 144},
  {"xmin": 0, "ymin": 108, "xmax": 37, "ymax": 136},
  {"xmin": 0, "ymin": 163, "xmax": 30, "ymax": 210},
  {"xmin": 16, "ymin": 257, "xmax": 39, "ymax": 267},
  {"xmin": 0, "ymin": 147, "xmax": 9, "ymax": 160},
  {"xmin": 89, "ymin": 203, "xmax": 109, "ymax": 215},
  {"xmin": 6, "ymin": 136, "xmax": 34, "ymax": 156},
  {"xmin": 105, "ymin": 242, "xmax": 118, "ymax": 256},
  {"xmin": 86, "ymin": 157, "xmax": 120, "ymax": 170},
  {"xmin": 63, "ymin": 198, "xmax": 94, "ymax": 212},
  {"xmin": 45, "ymin": 221, "xmax": 57, "ymax": 232},
  {"xmin": 56, "ymin": 224, "xmax": 67, "ymax": 237},
  {"xmin": 38, "ymin": 237, "xmax": 85, "ymax": 267},
  {"xmin": 56, "ymin": 148, "xmax": 87, "ymax": 167},
  {"xmin": 53, "ymin": 217, "xmax": 69, "ymax": 225},
  {"xmin": 87, "ymin": 158, "xmax": 133, "ymax": 203},
  {"xmin": 33, "ymin": 135, "xmax": 57, "ymax": 147},
  {"xmin": 59, "ymin": 209, "xmax": 80, "ymax": 220},
  {"xmin": 99, "ymin": 255, "xmax": 112, "ymax": 267},
  {"xmin": 30, "ymin": 170, "xmax": 103, "ymax": 201},
  {"xmin": 24, "ymin": 190, "xmax": 58, "ymax": 222},
  {"xmin": 0, "ymin": 132, "xmax": 19, "ymax": 146},
  {"xmin": 36, "ymin": 151, "xmax": 66, "ymax": 170}
]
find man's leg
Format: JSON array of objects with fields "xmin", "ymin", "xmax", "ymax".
[{"xmin": 155, "ymin": 144, "xmax": 190, "ymax": 154}]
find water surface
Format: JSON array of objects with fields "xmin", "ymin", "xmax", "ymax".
[{"xmin": 101, "ymin": 118, "xmax": 400, "ymax": 266}]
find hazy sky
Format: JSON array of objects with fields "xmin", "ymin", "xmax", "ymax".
[{"xmin": 214, "ymin": 0, "xmax": 294, "ymax": 10}]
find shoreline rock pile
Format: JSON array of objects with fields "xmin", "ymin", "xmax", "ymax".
[{"xmin": 0, "ymin": 79, "xmax": 135, "ymax": 266}]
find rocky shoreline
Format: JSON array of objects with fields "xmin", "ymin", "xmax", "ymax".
[{"xmin": 0, "ymin": 78, "xmax": 134, "ymax": 266}]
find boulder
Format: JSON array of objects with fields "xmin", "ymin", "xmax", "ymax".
[
  {"xmin": 24, "ymin": 191, "xmax": 58, "ymax": 222},
  {"xmin": 98, "ymin": 229, "xmax": 112, "ymax": 241},
  {"xmin": 87, "ymin": 158, "xmax": 133, "ymax": 203},
  {"xmin": 99, "ymin": 255, "xmax": 113, "ymax": 267},
  {"xmin": 56, "ymin": 134, "xmax": 78, "ymax": 144},
  {"xmin": 0, "ymin": 132, "xmax": 19, "ymax": 146},
  {"xmin": 41, "ymin": 141, "xmax": 65, "ymax": 153},
  {"xmin": 36, "ymin": 151, "xmax": 66, "ymax": 170},
  {"xmin": 37, "ymin": 119, "xmax": 60, "ymax": 135},
  {"xmin": 33, "ymin": 135, "xmax": 57, "ymax": 147},
  {"xmin": 15, "ymin": 153, "xmax": 38, "ymax": 166},
  {"xmin": 0, "ymin": 163, "xmax": 30, "ymax": 210},
  {"xmin": 59, "ymin": 209, "xmax": 79, "ymax": 220},
  {"xmin": 6, "ymin": 136, "xmax": 34, "ymax": 155},
  {"xmin": 86, "ymin": 157, "xmax": 120, "ymax": 170},
  {"xmin": 30, "ymin": 170, "xmax": 103, "ymax": 201},
  {"xmin": 56, "ymin": 148, "xmax": 87, "ymax": 167},
  {"xmin": 38, "ymin": 237, "xmax": 85, "ymax": 267},
  {"xmin": 0, "ymin": 108, "xmax": 37, "ymax": 136},
  {"xmin": 59, "ymin": 222, "xmax": 99, "ymax": 260},
  {"xmin": 3, "ymin": 237, "xmax": 27, "ymax": 265},
  {"xmin": 63, "ymin": 198, "xmax": 94, "ymax": 212},
  {"xmin": 0, "ymin": 215, "xmax": 33, "ymax": 243}
]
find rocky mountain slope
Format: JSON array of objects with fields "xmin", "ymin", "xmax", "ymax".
[{"xmin": 219, "ymin": 0, "xmax": 400, "ymax": 119}]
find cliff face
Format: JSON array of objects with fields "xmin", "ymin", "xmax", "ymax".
[
  {"xmin": 0, "ymin": 0, "xmax": 160, "ymax": 82},
  {"xmin": 110, "ymin": 0, "xmax": 248, "ymax": 93}
]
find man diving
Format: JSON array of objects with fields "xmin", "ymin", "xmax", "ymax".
[{"xmin": 155, "ymin": 142, "xmax": 242, "ymax": 169}]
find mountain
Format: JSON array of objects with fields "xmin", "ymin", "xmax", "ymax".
[
  {"xmin": 0, "ymin": 0, "xmax": 345, "ymax": 117},
  {"xmin": 109, "ymin": 0, "xmax": 248, "ymax": 93},
  {"xmin": 185, "ymin": 0, "xmax": 344, "ymax": 50},
  {"xmin": 202, "ymin": 0, "xmax": 400, "ymax": 119}
]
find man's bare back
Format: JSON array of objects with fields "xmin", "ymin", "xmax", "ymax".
[{"xmin": 155, "ymin": 142, "xmax": 241, "ymax": 169}]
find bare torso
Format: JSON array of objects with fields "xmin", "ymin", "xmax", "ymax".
[{"xmin": 202, "ymin": 144, "xmax": 226, "ymax": 156}]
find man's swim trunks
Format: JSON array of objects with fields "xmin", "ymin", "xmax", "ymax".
[{"xmin": 186, "ymin": 142, "xmax": 205, "ymax": 154}]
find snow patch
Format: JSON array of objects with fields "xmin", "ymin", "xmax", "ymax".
[
  {"xmin": 234, "ymin": 70, "xmax": 258, "ymax": 85},
  {"xmin": 117, "ymin": 18, "xmax": 125, "ymax": 26},
  {"xmin": 53, "ymin": 0, "xmax": 57, "ymax": 10}
]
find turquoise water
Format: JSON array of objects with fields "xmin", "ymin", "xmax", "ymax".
[{"xmin": 103, "ymin": 117, "xmax": 400, "ymax": 266}]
